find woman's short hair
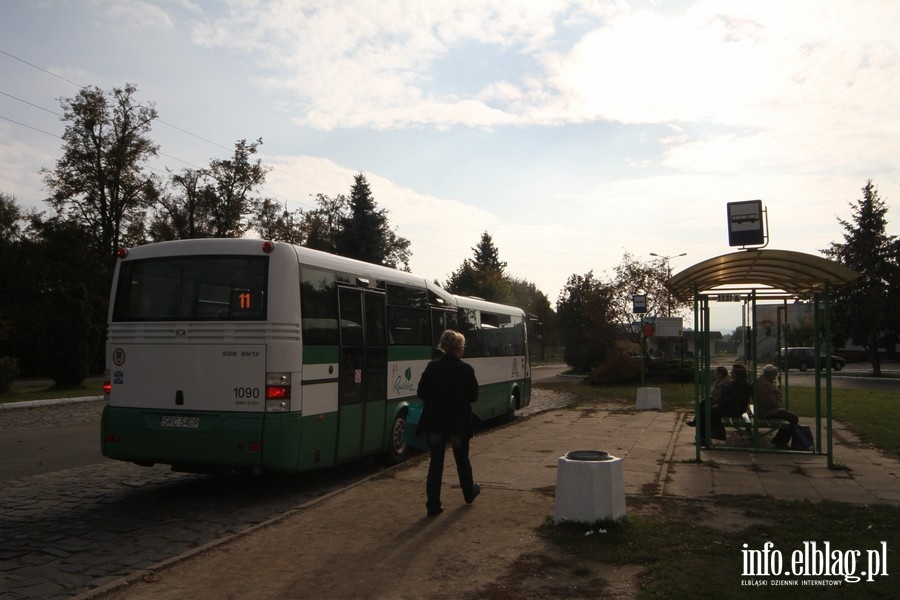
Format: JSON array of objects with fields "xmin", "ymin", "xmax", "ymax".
[{"xmin": 438, "ymin": 330, "xmax": 465, "ymax": 355}]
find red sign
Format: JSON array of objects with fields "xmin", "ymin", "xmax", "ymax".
[{"xmin": 643, "ymin": 324, "xmax": 655, "ymax": 337}]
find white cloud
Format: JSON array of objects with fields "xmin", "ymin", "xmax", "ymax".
[
  {"xmin": 0, "ymin": 123, "xmax": 57, "ymax": 209},
  {"xmin": 184, "ymin": 0, "xmax": 900, "ymax": 195},
  {"xmin": 189, "ymin": 0, "xmax": 612, "ymax": 129},
  {"xmin": 89, "ymin": 0, "xmax": 176, "ymax": 30}
]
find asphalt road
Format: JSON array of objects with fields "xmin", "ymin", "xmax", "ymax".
[
  {"xmin": 0, "ymin": 422, "xmax": 99, "ymax": 482},
  {"xmin": 778, "ymin": 366, "xmax": 900, "ymax": 392}
]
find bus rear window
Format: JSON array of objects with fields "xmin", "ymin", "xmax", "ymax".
[{"xmin": 112, "ymin": 256, "xmax": 268, "ymax": 321}]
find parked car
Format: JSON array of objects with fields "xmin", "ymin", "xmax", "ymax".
[{"xmin": 774, "ymin": 347, "xmax": 845, "ymax": 372}]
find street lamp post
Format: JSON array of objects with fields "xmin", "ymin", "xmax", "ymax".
[{"xmin": 650, "ymin": 252, "xmax": 686, "ymax": 317}]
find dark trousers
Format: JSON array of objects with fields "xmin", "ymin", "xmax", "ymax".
[
  {"xmin": 426, "ymin": 432, "xmax": 474, "ymax": 511},
  {"xmin": 769, "ymin": 410, "xmax": 799, "ymax": 446},
  {"xmin": 696, "ymin": 400, "xmax": 727, "ymax": 442}
]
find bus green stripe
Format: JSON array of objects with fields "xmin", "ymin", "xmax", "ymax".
[
  {"xmin": 388, "ymin": 346, "xmax": 433, "ymax": 361},
  {"xmin": 305, "ymin": 346, "xmax": 430, "ymax": 363},
  {"xmin": 303, "ymin": 346, "xmax": 338, "ymax": 364}
]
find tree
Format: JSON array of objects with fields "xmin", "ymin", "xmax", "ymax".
[
  {"xmin": 443, "ymin": 232, "xmax": 558, "ymax": 359},
  {"xmin": 335, "ymin": 173, "xmax": 381, "ymax": 262},
  {"xmin": 506, "ymin": 277, "xmax": 557, "ymax": 360},
  {"xmin": 151, "ymin": 138, "xmax": 269, "ymax": 240},
  {"xmin": 381, "ymin": 226, "xmax": 412, "ymax": 271},
  {"xmin": 151, "ymin": 168, "xmax": 212, "ymax": 240},
  {"xmin": 205, "ymin": 138, "xmax": 269, "ymax": 238},
  {"xmin": 0, "ymin": 193, "xmax": 23, "ymax": 369},
  {"xmin": 0, "ymin": 192, "xmax": 22, "ymax": 243},
  {"xmin": 445, "ymin": 260, "xmax": 479, "ymax": 297},
  {"xmin": 255, "ymin": 198, "xmax": 307, "ymax": 244},
  {"xmin": 824, "ymin": 180, "xmax": 900, "ymax": 375},
  {"xmin": 42, "ymin": 83, "xmax": 159, "ymax": 259},
  {"xmin": 608, "ymin": 252, "xmax": 675, "ymax": 344},
  {"xmin": 10, "ymin": 213, "xmax": 105, "ymax": 381},
  {"xmin": 556, "ymin": 271, "xmax": 618, "ymax": 371},
  {"xmin": 505, "ymin": 277, "xmax": 551, "ymax": 322},
  {"xmin": 472, "ymin": 231, "xmax": 507, "ymax": 274},
  {"xmin": 445, "ymin": 232, "xmax": 509, "ymax": 301},
  {"xmin": 300, "ymin": 193, "xmax": 350, "ymax": 252},
  {"xmin": 43, "ymin": 283, "xmax": 94, "ymax": 386},
  {"xmin": 333, "ymin": 173, "xmax": 410, "ymax": 269},
  {"xmin": 605, "ymin": 251, "xmax": 693, "ymax": 360}
]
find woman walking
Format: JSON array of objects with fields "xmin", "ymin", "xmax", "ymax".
[{"xmin": 416, "ymin": 330, "xmax": 481, "ymax": 516}]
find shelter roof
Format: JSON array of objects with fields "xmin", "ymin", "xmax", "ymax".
[{"xmin": 666, "ymin": 249, "xmax": 861, "ymax": 301}]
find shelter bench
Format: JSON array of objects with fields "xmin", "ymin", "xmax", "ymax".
[{"xmin": 721, "ymin": 408, "xmax": 791, "ymax": 444}]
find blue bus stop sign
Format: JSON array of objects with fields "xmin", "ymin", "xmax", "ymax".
[{"xmin": 633, "ymin": 294, "xmax": 647, "ymax": 313}]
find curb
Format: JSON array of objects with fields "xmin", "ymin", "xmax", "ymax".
[{"xmin": 0, "ymin": 396, "xmax": 103, "ymax": 410}]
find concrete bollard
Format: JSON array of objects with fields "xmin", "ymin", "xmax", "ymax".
[
  {"xmin": 635, "ymin": 387, "xmax": 662, "ymax": 410},
  {"xmin": 553, "ymin": 450, "xmax": 626, "ymax": 524}
]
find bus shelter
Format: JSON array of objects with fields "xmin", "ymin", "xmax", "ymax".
[{"xmin": 665, "ymin": 249, "xmax": 860, "ymax": 466}]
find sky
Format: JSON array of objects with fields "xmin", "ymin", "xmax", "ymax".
[{"xmin": 1, "ymin": 0, "xmax": 898, "ymax": 333}]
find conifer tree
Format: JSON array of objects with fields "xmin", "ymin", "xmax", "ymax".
[
  {"xmin": 334, "ymin": 172, "xmax": 410, "ymax": 269},
  {"xmin": 446, "ymin": 231, "xmax": 508, "ymax": 300},
  {"xmin": 825, "ymin": 180, "xmax": 900, "ymax": 374}
]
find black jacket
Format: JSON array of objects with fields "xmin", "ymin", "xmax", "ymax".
[
  {"xmin": 716, "ymin": 378, "xmax": 752, "ymax": 417},
  {"xmin": 416, "ymin": 354, "xmax": 479, "ymax": 439}
]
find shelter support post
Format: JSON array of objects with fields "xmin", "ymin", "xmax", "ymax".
[{"xmin": 693, "ymin": 290, "xmax": 711, "ymax": 461}]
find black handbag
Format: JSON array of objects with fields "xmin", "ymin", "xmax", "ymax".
[{"xmin": 790, "ymin": 424, "xmax": 815, "ymax": 451}]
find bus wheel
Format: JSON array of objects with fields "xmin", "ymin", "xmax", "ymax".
[
  {"xmin": 385, "ymin": 412, "xmax": 409, "ymax": 465},
  {"xmin": 502, "ymin": 389, "xmax": 520, "ymax": 423}
]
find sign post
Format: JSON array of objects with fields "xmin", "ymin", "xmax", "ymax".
[
  {"xmin": 634, "ymin": 296, "xmax": 648, "ymax": 386},
  {"xmin": 641, "ymin": 322, "xmax": 654, "ymax": 386}
]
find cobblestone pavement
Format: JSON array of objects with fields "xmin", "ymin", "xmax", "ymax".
[{"xmin": 0, "ymin": 390, "xmax": 572, "ymax": 600}]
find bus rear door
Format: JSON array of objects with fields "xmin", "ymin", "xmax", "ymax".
[{"xmin": 336, "ymin": 287, "xmax": 388, "ymax": 461}]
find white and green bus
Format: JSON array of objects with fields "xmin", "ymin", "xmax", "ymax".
[{"xmin": 102, "ymin": 238, "xmax": 530, "ymax": 473}]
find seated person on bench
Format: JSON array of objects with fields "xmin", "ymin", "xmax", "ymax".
[
  {"xmin": 686, "ymin": 365, "xmax": 728, "ymax": 427},
  {"xmin": 756, "ymin": 364, "xmax": 799, "ymax": 450},
  {"xmin": 688, "ymin": 363, "xmax": 751, "ymax": 442},
  {"xmin": 710, "ymin": 365, "xmax": 731, "ymax": 404}
]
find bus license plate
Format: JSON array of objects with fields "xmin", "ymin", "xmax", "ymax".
[{"xmin": 160, "ymin": 415, "xmax": 200, "ymax": 429}]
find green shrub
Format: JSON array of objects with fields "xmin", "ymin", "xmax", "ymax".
[
  {"xmin": 647, "ymin": 358, "xmax": 694, "ymax": 382},
  {"xmin": 0, "ymin": 355, "xmax": 20, "ymax": 393},
  {"xmin": 587, "ymin": 352, "xmax": 643, "ymax": 385}
]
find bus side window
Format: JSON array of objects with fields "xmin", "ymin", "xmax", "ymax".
[
  {"xmin": 508, "ymin": 316, "xmax": 525, "ymax": 355},
  {"xmin": 430, "ymin": 309, "xmax": 457, "ymax": 349},
  {"xmin": 301, "ymin": 268, "xmax": 339, "ymax": 345},
  {"xmin": 387, "ymin": 284, "xmax": 429, "ymax": 346},
  {"xmin": 458, "ymin": 308, "xmax": 482, "ymax": 357}
]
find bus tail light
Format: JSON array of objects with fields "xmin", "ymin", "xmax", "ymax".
[
  {"xmin": 265, "ymin": 372, "xmax": 291, "ymax": 412},
  {"xmin": 103, "ymin": 370, "xmax": 111, "ymax": 404}
]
